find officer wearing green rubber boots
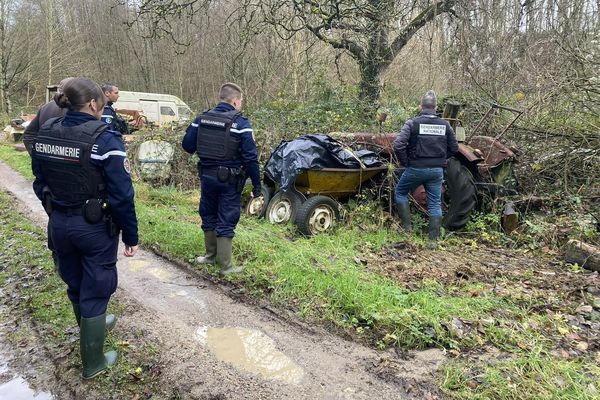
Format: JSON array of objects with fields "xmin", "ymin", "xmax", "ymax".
[
  {"xmin": 31, "ymin": 78, "xmax": 139, "ymax": 379},
  {"xmin": 182, "ymin": 83, "xmax": 261, "ymax": 274}
]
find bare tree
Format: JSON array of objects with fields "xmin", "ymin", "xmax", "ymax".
[
  {"xmin": 0, "ymin": 0, "xmax": 33, "ymax": 113},
  {"xmin": 234, "ymin": 0, "xmax": 457, "ymax": 112}
]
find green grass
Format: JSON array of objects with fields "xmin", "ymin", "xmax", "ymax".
[
  {"xmin": 0, "ymin": 143, "xmax": 33, "ymax": 179},
  {"xmin": 2, "ymin": 143, "xmax": 598, "ymax": 399},
  {"xmin": 443, "ymin": 352, "xmax": 600, "ymax": 399},
  {"xmin": 134, "ymin": 183, "xmax": 535, "ymax": 350}
]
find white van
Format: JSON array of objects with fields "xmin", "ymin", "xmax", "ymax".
[{"xmin": 113, "ymin": 91, "xmax": 193, "ymax": 125}]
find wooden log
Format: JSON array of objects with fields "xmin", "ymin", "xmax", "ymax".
[{"xmin": 564, "ymin": 240, "xmax": 600, "ymax": 272}]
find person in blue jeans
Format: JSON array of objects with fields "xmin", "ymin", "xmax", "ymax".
[{"xmin": 393, "ymin": 90, "xmax": 458, "ymax": 246}]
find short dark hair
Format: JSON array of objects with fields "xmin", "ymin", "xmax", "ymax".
[
  {"xmin": 218, "ymin": 83, "xmax": 242, "ymax": 103},
  {"xmin": 55, "ymin": 77, "xmax": 105, "ymax": 111},
  {"xmin": 421, "ymin": 90, "xmax": 437, "ymax": 109},
  {"xmin": 101, "ymin": 82, "xmax": 118, "ymax": 93}
]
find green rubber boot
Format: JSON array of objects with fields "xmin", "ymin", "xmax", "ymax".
[
  {"xmin": 428, "ymin": 216, "xmax": 443, "ymax": 250},
  {"xmin": 196, "ymin": 230, "xmax": 217, "ymax": 264},
  {"xmin": 217, "ymin": 237, "xmax": 244, "ymax": 275},
  {"xmin": 396, "ymin": 202, "xmax": 412, "ymax": 233},
  {"xmin": 80, "ymin": 314, "xmax": 118, "ymax": 379},
  {"xmin": 72, "ymin": 303, "xmax": 116, "ymax": 331}
]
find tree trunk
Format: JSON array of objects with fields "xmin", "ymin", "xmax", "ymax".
[
  {"xmin": 45, "ymin": 0, "xmax": 54, "ymax": 85},
  {"xmin": 0, "ymin": 0, "xmax": 6, "ymax": 113},
  {"xmin": 358, "ymin": 60, "xmax": 382, "ymax": 116},
  {"xmin": 358, "ymin": 7, "xmax": 390, "ymax": 116}
]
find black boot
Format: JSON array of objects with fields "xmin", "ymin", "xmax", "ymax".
[
  {"xmin": 196, "ymin": 230, "xmax": 217, "ymax": 264},
  {"xmin": 428, "ymin": 216, "xmax": 442, "ymax": 249},
  {"xmin": 217, "ymin": 237, "xmax": 244, "ymax": 275},
  {"xmin": 396, "ymin": 202, "xmax": 412, "ymax": 233},
  {"xmin": 72, "ymin": 303, "xmax": 116, "ymax": 331},
  {"xmin": 80, "ymin": 314, "xmax": 118, "ymax": 379}
]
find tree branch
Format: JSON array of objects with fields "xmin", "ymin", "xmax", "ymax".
[{"xmin": 388, "ymin": 0, "xmax": 457, "ymax": 62}]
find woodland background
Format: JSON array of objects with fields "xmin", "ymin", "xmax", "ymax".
[{"xmin": 0, "ymin": 0, "xmax": 598, "ymax": 204}]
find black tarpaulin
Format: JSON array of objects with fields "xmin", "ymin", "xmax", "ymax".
[{"xmin": 264, "ymin": 134, "xmax": 383, "ymax": 190}]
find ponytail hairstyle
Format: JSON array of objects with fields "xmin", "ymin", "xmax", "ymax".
[{"xmin": 54, "ymin": 77, "xmax": 105, "ymax": 112}]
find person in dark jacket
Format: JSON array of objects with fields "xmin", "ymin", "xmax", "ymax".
[
  {"xmin": 23, "ymin": 77, "xmax": 73, "ymax": 154},
  {"xmin": 101, "ymin": 83, "xmax": 128, "ymax": 134},
  {"xmin": 182, "ymin": 83, "xmax": 261, "ymax": 275},
  {"xmin": 31, "ymin": 77, "xmax": 139, "ymax": 379},
  {"xmin": 393, "ymin": 90, "xmax": 459, "ymax": 246},
  {"xmin": 24, "ymin": 77, "xmax": 73, "ymax": 268}
]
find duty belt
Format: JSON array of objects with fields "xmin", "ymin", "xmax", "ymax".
[
  {"xmin": 201, "ymin": 167, "xmax": 242, "ymax": 177},
  {"xmin": 51, "ymin": 203, "xmax": 84, "ymax": 216}
]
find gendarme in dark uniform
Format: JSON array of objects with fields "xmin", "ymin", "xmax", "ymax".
[
  {"xmin": 393, "ymin": 90, "xmax": 458, "ymax": 246},
  {"xmin": 182, "ymin": 83, "xmax": 260, "ymax": 275},
  {"xmin": 31, "ymin": 78, "xmax": 138, "ymax": 379},
  {"xmin": 101, "ymin": 82, "xmax": 128, "ymax": 134}
]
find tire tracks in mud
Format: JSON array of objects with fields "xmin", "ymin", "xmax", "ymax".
[{"xmin": 0, "ymin": 160, "xmax": 446, "ymax": 400}]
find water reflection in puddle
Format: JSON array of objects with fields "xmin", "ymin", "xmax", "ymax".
[
  {"xmin": 195, "ymin": 326, "xmax": 304, "ymax": 385},
  {"xmin": 126, "ymin": 260, "xmax": 173, "ymax": 281},
  {"xmin": 0, "ymin": 376, "xmax": 54, "ymax": 400},
  {"xmin": 126, "ymin": 259, "xmax": 150, "ymax": 272},
  {"xmin": 168, "ymin": 290, "xmax": 189, "ymax": 298},
  {"xmin": 148, "ymin": 267, "xmax": 172, "ymax": 281},
  {"xmin": 0, "ymin": 357, "xmax": 53, "ymax": 400}
]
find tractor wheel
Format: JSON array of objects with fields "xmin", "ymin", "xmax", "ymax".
[
  {"xmin": 266, "ymin": 189, "xmax": 305, "ymax": 225},
  {"xmin": 244, "ymin": 186, "xmax": 273, "ymax": 218},
  {"xmin": 295, "ymin": 196, "xmax": 340, "ymax": 236},
  {"xmin": 443, "ymin": 157, "xmax": 477, "ymax": 230}
]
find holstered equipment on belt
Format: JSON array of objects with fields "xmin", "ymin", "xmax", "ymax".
[
  {"xmin": 82, "ymin": 199, "xmax": 106, "ymax": 224},
  {"xmin": 42, "ymin": 186, "xmax": 53, "ymax": 215},
  {"xmin": 202, "ymin": 166, "xmax": 246, "ymax": 192}
]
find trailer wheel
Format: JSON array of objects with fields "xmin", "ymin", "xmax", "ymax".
[
  {"xmin": 443, "ymin": 157, "xmax": 478, "ymax": 230},
  {"xmin": 295, "ymin": 196, "xmax": 340, "ymax": 236},
  {"xmin": 266, "ymin": 189, "xmax": 305, "ymax": 225},
  {"xmin": 244, "ymin": 186, "xmax": 273, "ymax": 218}
]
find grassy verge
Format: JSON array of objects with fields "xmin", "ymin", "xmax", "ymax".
[
  {"xmin": 0, "ymin": 143, "xmax": 33, "ymax": 179},
  {"xmin": 2, "ymin": 142, "xmax": 598, "ymax": 399},
  {"xmin": 443, "ymin": 354, "xmax": 600, "ymax": 400},
  {"xmin": 0, "ymin": 189, "xmax": 165, "ymax": 398}
]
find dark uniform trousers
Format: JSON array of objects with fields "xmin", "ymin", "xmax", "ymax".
[
  {"xmin": 199, "ymin": 174, "xmax": 241, "ymax": 238},
  {"xmin": 51, "ymin": 211, "xmax": 118, "ymax": 318}
]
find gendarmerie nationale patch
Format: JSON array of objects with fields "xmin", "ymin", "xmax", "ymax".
[{"xmin": 124, "ymin": 158, "xmax": 131, "ymax": 174}]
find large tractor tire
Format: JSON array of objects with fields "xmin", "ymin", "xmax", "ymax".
[
  {"xmin": 295, "ymin": 195, "xmax": 340, "ymax": 236},
  {"xmin": 266, "ymin": 189, "xmax": 305, "ymax": 225},
  {"xmin": 443, "ymin": 157, "xmax": 477, "ymax": 230}
]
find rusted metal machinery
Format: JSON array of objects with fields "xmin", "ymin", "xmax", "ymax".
[{"xmin": 339, "ymin": 102, "xmax": 522, "ymax": 230}]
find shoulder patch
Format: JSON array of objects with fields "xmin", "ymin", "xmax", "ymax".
[
  {"xmin": 105, "ymin": 116, "xmax": 113, "ymax": 124},
  {"xmin": 124, "ymin": 158, "xmax": 131, "ymax": 174}
]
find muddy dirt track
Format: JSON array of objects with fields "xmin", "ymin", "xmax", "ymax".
[{"xmin": 0, "ymin": 160, "xmax": 446, "ymax": 399}]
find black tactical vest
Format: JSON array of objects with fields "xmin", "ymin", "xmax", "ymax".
[
  {"xmin": 196, "ymin": 109, "xmax": 241, "ymax": 161},
  {"xmin": 32, "ymin": 118, "xmax": 108, "ymax": 203},
  {"xmin": 408, "ymin": 113, "xmax": 449, "ymax": 162}
]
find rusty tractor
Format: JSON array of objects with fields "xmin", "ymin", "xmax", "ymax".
[{"xmin": 336, "ymin": 102, "xmax": 522, "ymax": 230}]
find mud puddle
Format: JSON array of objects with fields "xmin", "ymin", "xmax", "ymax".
[
  {"xmin": 195, "ymin": 326, "xmax": 304, "ymax": 385},
  {"xmin": 1, "ymin": 160, "xmax": 442, "ymax": 399},
  {"xmin": 0, "ymin": 350, "xmax": 54, "ymax": 400}
]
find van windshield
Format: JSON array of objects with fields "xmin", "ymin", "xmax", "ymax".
[{"xmin": 178, "ymin": 107, "xmax": 192, "ymax": 120}]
